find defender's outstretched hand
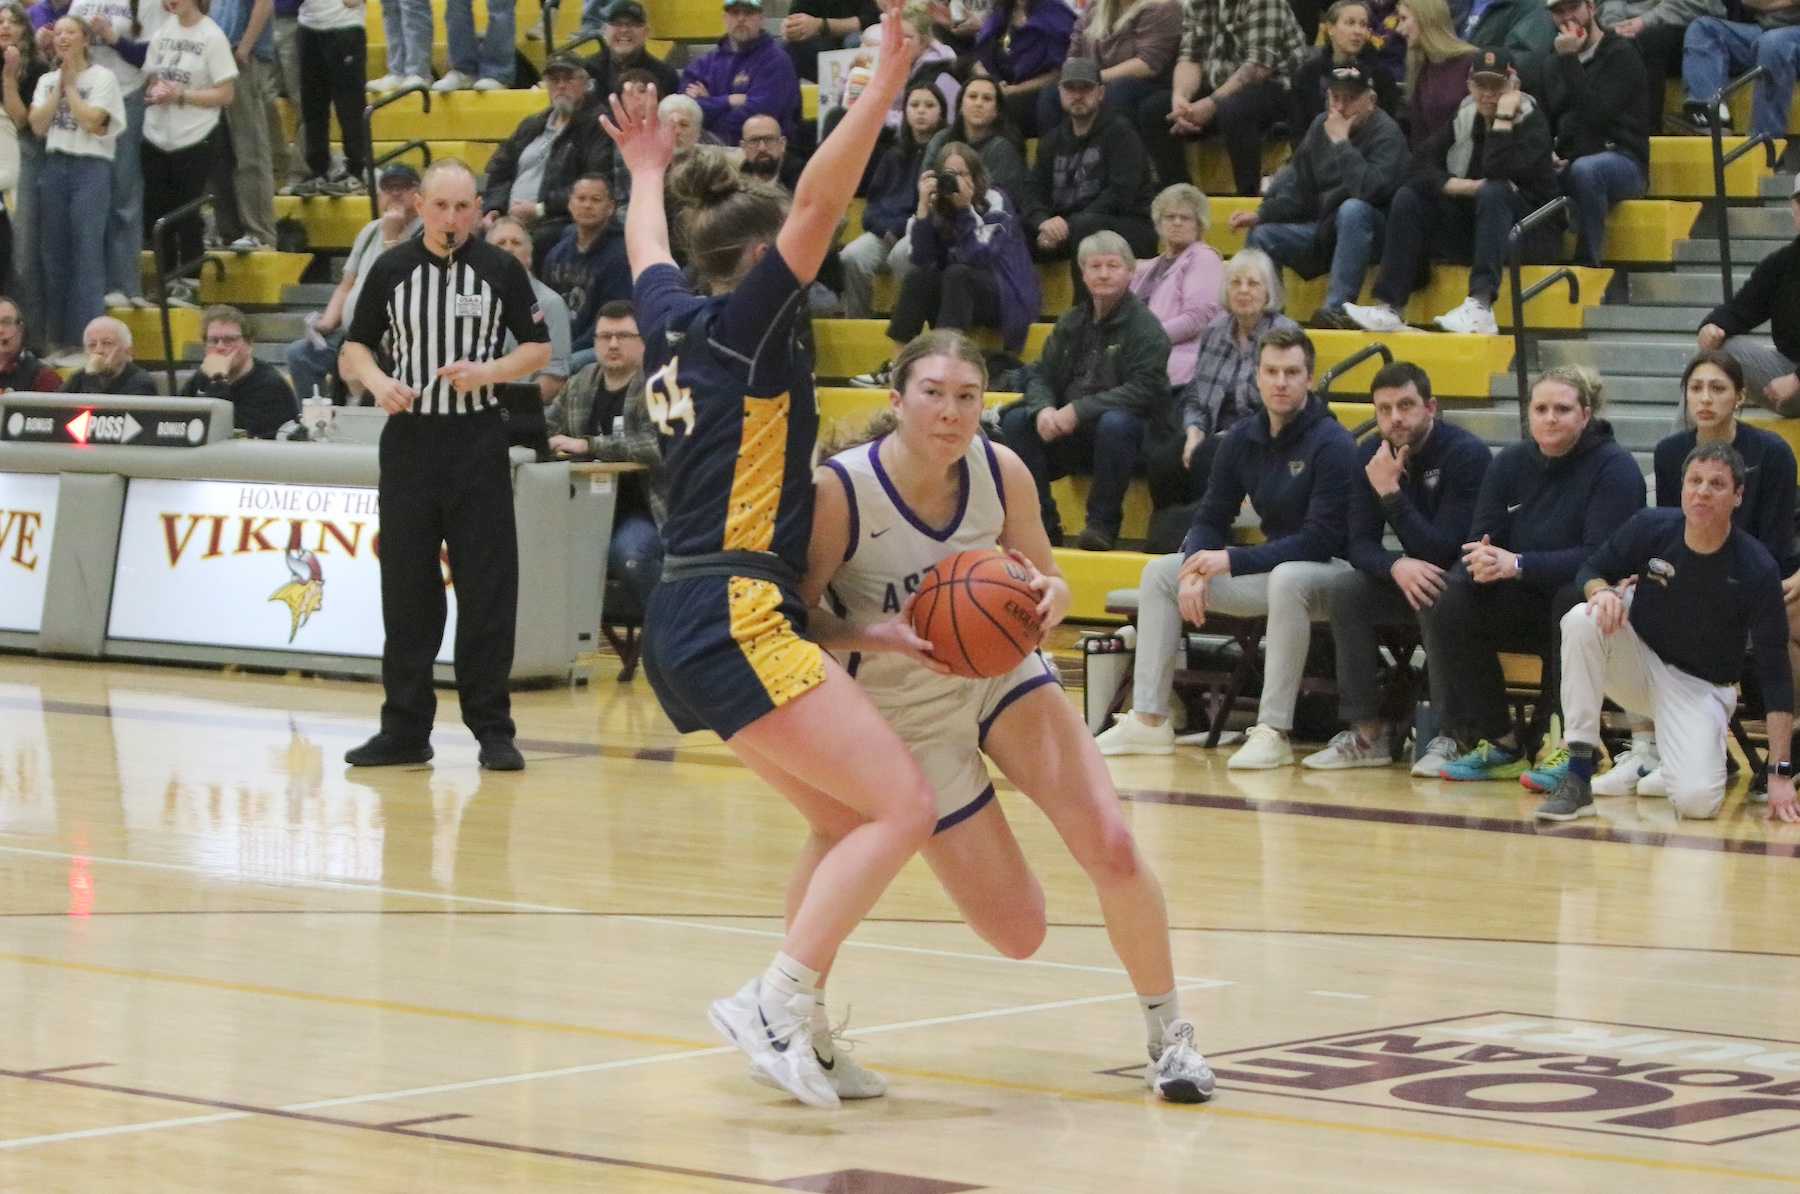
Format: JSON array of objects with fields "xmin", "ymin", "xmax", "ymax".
[{"xmin": 600, "ymin": 88, "xmax": 675, "ymax": 177}]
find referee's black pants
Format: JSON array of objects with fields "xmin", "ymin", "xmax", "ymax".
[{"xmin": 377, "ymin": 409, "xmax": 517, "ymax": 744}]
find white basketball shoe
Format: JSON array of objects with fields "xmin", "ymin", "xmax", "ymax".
[
  {"xmin": 709, "ymin": 977, "xmax": 840, "ymax": 1108},
  {"xmin": 1148, "ymin": 1019, "xmax": 1217, "ymax": 1103},
  {"xmin": 751, "ymin": 1008, "xmax": 887, "ymax": 1100},
  {"xmin": 1592, "ymin": 745, "xmax": 1661, "ymax": 797}
]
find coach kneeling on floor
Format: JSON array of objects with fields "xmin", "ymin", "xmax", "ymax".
[
  {"xmin": 1539, "ymin": 442, "xmax": 1798, "ymax": 823},
  {"xmin": 338, "ymin": 159, "xmax": 553, "ymax": 772}
]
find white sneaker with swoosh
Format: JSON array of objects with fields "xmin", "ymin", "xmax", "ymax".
[
  {"xmin": 709, "ymin": 977, "xmax": 839, "ymax": 1108},
  {"xmin": 751, "ymin": 1008, "xmax": 887, "ymax": 1099}
]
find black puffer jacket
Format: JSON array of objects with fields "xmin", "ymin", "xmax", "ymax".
[{"xmin": 482, "ymin": 97, "xmax": 614, "ymax": 219}]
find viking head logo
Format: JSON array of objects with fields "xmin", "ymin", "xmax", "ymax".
[{"xmin": 269, "ymin": 549, "xmax": 325, "ymax": 642}]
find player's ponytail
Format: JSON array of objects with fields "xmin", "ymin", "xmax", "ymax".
[{"xmin": 671, "ymin": 149, "xmax": 790, "ymax": 292}]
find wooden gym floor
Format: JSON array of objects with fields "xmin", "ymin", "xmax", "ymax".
[{"xmin": 1, "ymin": 650, "xmax": 1797, "ymax": 1193}]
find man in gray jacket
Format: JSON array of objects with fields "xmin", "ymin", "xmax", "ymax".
[{"xmin": 1228, "ymin": 65, "xmax": 1408, "ymax": 329}]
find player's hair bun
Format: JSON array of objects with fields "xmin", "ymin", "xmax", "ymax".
[{"xmin": 671, "ymin": 149, "xmax": 745, "ymax": 210}]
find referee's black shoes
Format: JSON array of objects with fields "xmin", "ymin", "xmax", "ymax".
[
  {"xmin": 478, "ymin": 737, "xmax": 526, "ymax": 771},
  {"xmin": 345, "ymin": 733, "xmax": 435, "ymax": 767}
]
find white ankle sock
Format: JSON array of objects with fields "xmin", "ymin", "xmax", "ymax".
[{"xmin": 1140, "ymin": 988, "xmax": 1180, "ymax": 1057}]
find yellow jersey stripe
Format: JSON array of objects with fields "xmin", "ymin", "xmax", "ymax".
[
  {"xmin": 726, "ymin": 576, "xmax": 825, "ymax": 708},
  {"xmin": 721, "ymin": 392, "xmax": 790, "ymax": 553}
]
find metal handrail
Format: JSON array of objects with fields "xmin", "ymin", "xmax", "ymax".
[
  {"xmin": 362, "ymin": 84, "xmax": 432, "ymax": 201},
  {"xmin": 149, "ymin": 195, "xmax": 231, "ymax": 394},
  {"xmin": 558, "ymin": 31, "xmax": 603, "ymax": 57},
  {"xmin": 1707, "ymin": 66, "xmax": 1779, "ymax": 301},
  {"xmin": 1318, "ymin": 341, "xmax": 1392, "ymax": 399},
  {"xmin": 540, "ymin": 0, "xmax": 558, "ymax": 53},
  {"xmin": 1505, "ymin": 196, "xmax": 1578, "ymax": 432},
  {"xmin": 365, "ymin": 140, "xmax": 433, "ymax": 219}
]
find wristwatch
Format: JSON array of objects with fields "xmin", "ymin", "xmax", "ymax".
[{"xmin": 1770, "ymin": 760, "xmax": 1795, "ymax": 780}]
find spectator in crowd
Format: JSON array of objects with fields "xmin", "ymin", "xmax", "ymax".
[
  {"xmin": 737, "ymin": 111, "xmax": 799, "ymax": 186},
  {"xmin": 371, "ymin": 0, "xmax": 430, "ymax": 91},
  {"xmin": 487, "ymin": 216, "xmax": 572, "ymax": 404},
  {"xmin": 0, "ymin": 294, "xmax": 61, "ymax": 386},
  {"xmin": 29, "ymin": 16, "xmax": 126, "ymax": 361},
  {"xmin": 545, "ymin": 301, "xmax": 668, "ymax": 609},
  {"xmin": 1600, "ymin": 351, "xmax": 1800, "ymax": 798},
  {"xmin": 581, "ymin": 1, "xmax": 679, "ymax": 101},
  {"xmin": 1366, "ymin": 0, "xmax": 1410, "ymax": 80},
  {"xmin": 267, "ymin": 0, "xmax": 301, "ymax": 187},
  {"xmin": 1144, "ymin": 0, "xmax": 1306, "ymax": 197},
  {"xmin": 1147, "ymin": 248, "xmax": 1298, "ymax": 509},
  {"xmin": 1042, "ymin": 0, "xmax": 1181, "ymax": 132},
  {"xmin": 922, "ymin": 75, "xmax": 1027, "ymax": 209},
  {"xmin": 1461, "ymin": 0, "xmax": 1555, "ymax": 54},
  {"xmin": 1000, "ymin": 230, "xmax": 1172, "ymax": 550},
  {"xmin": 1231, "ymin": 64, "xmax": 1407, "ymax": 329},
  {"xmin": 283, "ymin": 162, "xmax": 419, "ymax": 403},
  {"xmin": 434, "ymin": 0, "xmax": 513, "ymax": 90},
  {"xmin": 1, "ymin": 1, "xmax": 51, "ymax": 327},
  {"xmin": 850, "ymin": 141, "xmax": 1039, "ymax": 386},
  {"xmin": 838, "ymin": 81, "xmax": 945, "ymax": 317},
  {"xmin": 1682, "ymin": 0, "xmax": 1800, "ymax": 170},
  {"xmin": 286, "ymin": 0, "xmax": 367, "ymax": 198},
  {"xmin": 1023, "ymin": 58, "xmax": 1158, "ymax": 299},
  {"xmin": 68, "ymin": 0, "xmax": 144, "ymax": 310},
  {"xmin": 778, "ymin": 0, "xmax": 875, "ymax": 81},
  {"xmin": 182, "ymin": 304, "xmax": 298, "ymax": 437},
  {"xmin": 973, "ymin": 0, "xmax": 1074, "ymax": 135},
  {"xmin": 206, "ymin": 0, "xmax": 277, "ymax": 250},
  {"xmin": 823, "ymin": 0, "xmax": 958, "ymax": 134},
  {"xmin": 1299, "ymin": 361, "xmax": 1490, "ymax": 770},
  {"xmin": 1426, "ymin": 365, "xmax": 1644, "ymax": 787},
  {"xmin": 141, "ymin": 0, "xmax": 236, "ymax": 310},
  {"xmin": 1396, "ymin": 0, "xmax": 1475, "ymax": 147},
  {"xmin": 541, "ymin": 173, "xmax": 631, "ymax": 374},
  {"xmin": 1344, "ymin": 47, "xmax": 1560, "ymax": 336},
  {"xmin": 1538, "ymin": 0, "xmax": 1649, "ymax": 268},
  {"xmin": 1600, "ymin": 0, "xmax": 1721, "ymax": 136},
  {"xmin": 64, "ymin": 313, "xmax": 157, "ymax": 393},
  {"xmin": 1697, "ymin": 175, "xmax": 1800, "ymax": 413},
  {"xmin": 480, "ymin": 54, "xmax": 610, "ymax": 246},
  {"xmin": 1545, "ymin": 442, "xmax": 1796, "ymax": 822},
  {"xmin": 681, "ymin": 0, "xmax": 801, "ymax": 145},
  {"xmin": 1131, "ymin": 182, "xmax": 1222, "ymax": 390},
  {"xmin": 1096, "ymin": 326, "xmax": 1358, "ymax": 763},
  {"xmin": 1291, "ymin": 0, "xmax": 1401, "ymax": 140}
]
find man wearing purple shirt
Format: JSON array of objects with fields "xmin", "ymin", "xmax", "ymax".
[{"xmin": 680, "ymin": 0, "xmax": 800, "ymax": 144}]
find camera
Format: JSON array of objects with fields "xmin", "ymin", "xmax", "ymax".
[{"xmin": 936, "ymin": 172, "xmax": 960, "ymax": 199}]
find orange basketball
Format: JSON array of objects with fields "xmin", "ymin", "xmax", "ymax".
[{"xmin": 909, "ymin": 549, "xmax": 1045, "ymax": 679}]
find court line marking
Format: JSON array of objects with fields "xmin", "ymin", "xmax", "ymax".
[{"xmin": 1307, "ymin": 990, "xmax": 1370, "ymax": 1000}]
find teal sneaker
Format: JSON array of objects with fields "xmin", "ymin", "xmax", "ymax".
[
  {"xmin": 1439, "ymin": 739, "xmax": 1527, "ymax": 782},
  {"xmin": 1520, "ymin": 745, "xmax": 1571, "ymax": 793}
]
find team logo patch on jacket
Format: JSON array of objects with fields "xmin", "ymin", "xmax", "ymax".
[{"xmin": 1288, "ymin": 460, "xmax": 1306, "ymax": 476}]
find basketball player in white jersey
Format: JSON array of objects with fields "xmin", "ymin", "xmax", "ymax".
[{"xmin": 793, "ymin": 330, "xmax": 1217, "ymax": 1104}]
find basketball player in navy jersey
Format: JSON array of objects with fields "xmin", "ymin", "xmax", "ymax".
[
  {"xmin": 797, "ymin": 330, "xmax": 1218, "ymax": 1104},
  {"xmin": 600, "ymin": 3, "xmax": 937, "ymax": 1110}
]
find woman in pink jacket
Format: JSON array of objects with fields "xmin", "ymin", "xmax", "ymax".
[{"xmin": 1128, "ymin": 183, "xmax": 1222, "ymax": 390}]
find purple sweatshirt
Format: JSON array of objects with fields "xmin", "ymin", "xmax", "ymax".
[
  {"xmin": 974, "ymin": 0, "xmax": 1074, "ymax": 85},
  {"xmin": 679, "ymin": 32, "xmax": 801, "ymax": 145},
  {"xmin": 908, "ymin": 203, "xmax": 1040, "ymax": 352}
]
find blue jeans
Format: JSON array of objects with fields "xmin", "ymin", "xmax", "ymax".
[
  {"xmin": 286, "ymin": 327, "xmax": 345, "ymax": 402},
  {"xmin": 1683, "ymin": 18, "xmax": 1800, "ymax": 141},
  {"xmin": 107, "ymin": 87, "xmax": 145, "ymax": 298},
  {"xmin": 40, "ymin": 152, "xmax": 111, "ymax": 347},
  {"xmin": 1247, "ymin": 197, "xmax": 1385, "ymax": 310},
  {"xmin": 1561, "ymin": 151, "xmax": 1646, "ymax": 267},
  {"xmin": 606, "ymin": 511, "xmax": 664, "ymax": 613},
  {"xmin": 998, "ymin": 404, "xmax": 1146, "ymax": 538},
  {"xmin": 445, "ymin": 0, "xmax": 515, "ymax": 83},
  {"xmin": 380, "ymin": 0, "xmax": 434, "ymax": 77},
  {"xmin": 11, "ymin": 138, "xmax": 44, "ymax": 348}
]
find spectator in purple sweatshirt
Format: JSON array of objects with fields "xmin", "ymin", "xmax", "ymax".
[
  {"xmin": 972, "ymin": 0, "xmax": 1073, "ymax": 135},
  {"xmin": 680, "ymin": 0, "xmax": 801, "ymax": 145}
]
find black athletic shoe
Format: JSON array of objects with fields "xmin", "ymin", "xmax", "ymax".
[
  {"xmin": 478, "ymin": 737, "xmax": 525, "ymax": 771},
  {"xmin": 1075, "ymin": 526, "xmax": 1116, "ymax": 551},
  {"xmin": 345, "ymin": 733, "xmax": 434, "ymax": 767}
]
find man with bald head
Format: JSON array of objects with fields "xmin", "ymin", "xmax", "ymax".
[{"xmin": 64, "ymin": 316, "xmax": 158, "ymax": 395}]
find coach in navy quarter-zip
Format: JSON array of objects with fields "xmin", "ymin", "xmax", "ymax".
[{"xmin": 337, "ymin": 159, "xmax": 552, "ymax": 773}]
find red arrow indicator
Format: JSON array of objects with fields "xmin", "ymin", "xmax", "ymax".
[{"xmin": 65, "ymin": 409, "xmax": 94, "ymax": 444}]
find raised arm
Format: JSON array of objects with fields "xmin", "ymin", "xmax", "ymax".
[
  {"xmin": 773, "ymin": 0, "xmax": 921, "ymax": 286},
  {"xmin": 600, "ymin": 91, "xmax": 680, "ymax": 279}
]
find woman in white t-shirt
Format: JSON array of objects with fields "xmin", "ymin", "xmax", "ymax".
[
  {"xmin": 28, "ymin": 15, "xmax": 127, "ymax": 356},
  {"xmin": 70, "ymin": 0, "xmax": 152, "ymax": 306},
  {"xmin": 141, "ymin": 0, "xmax": 236, "ymax": 308}
]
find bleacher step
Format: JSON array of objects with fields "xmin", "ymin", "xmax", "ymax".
[
  {"xmin": 1628, "ymin": 273, "xmax": 1732, "ymax": 304},
  {"xmin": 1715, "ymin": 206, "xmax": 1798, "ymax": 237},
  {"xmin": 1673, "ymin": 236, "xmax": 1791, "ymax": 264},
  {"xmin": 1537, "ymin": 337, "xmax": 1724, "ymax": 375},
  {"xmin": 282, "ymin": 284, "xmax": 338, "ymax": 305},
  {"xmin": 252, "ymin": 312, "xmax": 313, "ymax": 339},
  {"xmin": 1759, "ymin": 174, "xmax": 1800, "ymax": 199},
  {"xmin": 1583, "ymin": 304, "xmax": 1712, "ymax": 333}
]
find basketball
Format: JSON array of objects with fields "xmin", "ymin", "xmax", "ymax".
[{"xmin": 909, "ymin": 549, "xmax": 1045, "ymax": 679}]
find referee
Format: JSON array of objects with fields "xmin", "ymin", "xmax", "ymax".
[{"xmin": 339, "ymin": 159, "xmax": 552, "ymax": 771}]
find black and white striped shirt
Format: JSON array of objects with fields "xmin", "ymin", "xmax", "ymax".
[{"xmin": 347, "ymin": 236, "xmax": 549, "ymax": 415}]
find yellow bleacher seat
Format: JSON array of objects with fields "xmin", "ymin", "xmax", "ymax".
[
  {"xmin": 108, "ymin": 307, "xmax": 203, "ymax": 362},
  {"xmin": 803, "ymin": 82, "xmax": 818, "ymax": 121},
  {"xmin": 1055, "ymin": 548, "xmax": 1149, "ymax": 622},
  {"xmin": 1648, "ymin": 135, "xmax": 1770, "ymax": 198},
  {"xmin": 645, "ymin": 0, "xmax": 726, "ymax": 40},
  {"xmin": 137, "ymin": 252, "xmax": 313, "ymax": 307},
  {"xmin": 274, "ymin": 196, "xmax": 375, "ymax": 251},
  {"xmin": 369, "ymin": 89, "xmax": 546, "ymax": 141},
  {"xmin": 1601, "ymin": 199, "xmax": 1702, "ymax": 260}
]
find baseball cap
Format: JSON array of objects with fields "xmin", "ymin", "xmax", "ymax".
[
  {"xmin": 1059, "ymin": 58, "xmax": 1101, "ymax": 87},
  {"xmin": 543, "ymin": 53, "xmax": 586, "ymax": 77},
  {"xmin": 1470, "ymin": 46, "xmax": 1516, "ymax": 79},
  {"xmin": 722, "ymin": 0, "xmax": 762, "ymax": 9},
  {"xmin": 605, "ymin": 0, "xmax": 647, "ymax": 22},
  {"xmin": 378, "ymin": 163, "xmax": 421, "ymax": 189},
  {"xmin": 1324, "ymin": 63, "xmax": 1375, "ymax": 92}
]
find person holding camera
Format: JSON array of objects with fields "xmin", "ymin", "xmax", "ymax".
[{"xmin": 850, "ymin": 142, "xmax": 1039, "ymax": 388}]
